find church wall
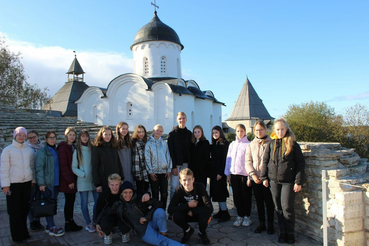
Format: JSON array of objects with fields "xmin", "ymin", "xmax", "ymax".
[
  {"xmin": 151, "ymin": 82, "xmax": 174, "ymax": 134},
  {"xmin": 194, "ymin": 99, "xmax": 213, "ymax": 140},
  {"xmin": 173, "ymin": 94, "xmax": 195, "ymax": 129},
  {"xmin": 212, "ymin": 103, "xmax": 223, "ymax": 129},
  {"xmin": 76, "ymin": 89, "xmax": 108, "ymax": 125}
]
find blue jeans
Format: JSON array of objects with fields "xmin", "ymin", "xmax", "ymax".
[
  {"xmin": 141, "ymin": 208, "xmax": 184, "ymax": 246},
  {"xmin": 79, "ymin": 190, "xmax": 99, "ymax": 224},
  {"xmin": 28, "ymin": 184, "xmax": 40, "ymax": 222},
  {"xmin": 45, "ymin": 186, "xmax": 59, "ymax": 229},
  {"xmin": 170, "ymin": 163, "xmax": 188, "ymax": 201}
]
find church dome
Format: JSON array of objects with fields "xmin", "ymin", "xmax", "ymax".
[{"xmin": 131, "ymin": 12, "xmax": 184, "ymax": 50}]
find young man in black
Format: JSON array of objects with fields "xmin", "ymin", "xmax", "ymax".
[{"xmin": 168, "ymin": 168, "xmax": 213, "ymax": 245}]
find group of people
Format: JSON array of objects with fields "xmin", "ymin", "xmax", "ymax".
[{"xmin": 0, "ymin": 111, "xmax": 305, "ymax": 245}]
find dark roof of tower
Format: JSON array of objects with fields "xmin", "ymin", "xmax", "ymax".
[
  {"xmin": 131, "ymin": 11, "xmax": 184, "ymax": 50},
  {"xmin": 67, "ymin": 57, "xmax": 85, "ymax": 75},
  {"xmin": 226, "ymin": 77, "xmax": 274, "ymax": 121}
]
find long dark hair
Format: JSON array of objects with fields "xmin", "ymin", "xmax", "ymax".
[
  {"xmin": 116, "ymin": 121, "xmax": 132, "ymax": 149},
  {"xmin": 211, "ymin": 125, "xmax": 226, "ymax": 145},
  {"xmin": 132, "ymin": 125, "xmax": 148, "ymax": 146},
  {"xmin": 75, "ymin": 130, "xmax": 92, "ymax": 166},
  {"xmin": 93, "ymin": 126, "xmax": 118, "ymax": 147}
]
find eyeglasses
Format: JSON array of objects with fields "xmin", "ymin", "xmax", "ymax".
[
  {"xmin": 47, "ymin": 137, "xmax": 56, "ymax": 140},
  {"xmin": 28, "ymin": 136, "xmax": 37, "ymax": 140}
]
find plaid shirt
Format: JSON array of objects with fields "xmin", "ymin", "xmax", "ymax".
[{"xmin": 132, "ymin": 139, "xmax": 149, "ymax": 182}]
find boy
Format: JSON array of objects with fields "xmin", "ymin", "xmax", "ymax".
[{"xmin": 168, "ymin": 168, "xmax": 213, "ymax": 245}]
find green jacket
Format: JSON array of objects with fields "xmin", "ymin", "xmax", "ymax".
[{"xmin": 36, "ymin": 145, "xmax": 55, "ymax": 187}]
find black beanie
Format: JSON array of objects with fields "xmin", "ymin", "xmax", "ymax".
[{"xmin": 121, "ymin": 181, "xmax": 135, "ymax": 193}]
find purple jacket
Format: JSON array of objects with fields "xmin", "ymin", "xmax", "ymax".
[{"xmin": 224, "ymin": 136, "xmax": 250, "ymax": 176}]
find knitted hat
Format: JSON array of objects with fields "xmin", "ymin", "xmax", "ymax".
[
  {"xmin": 121, "ymin": 181, "xmax": 135, "ymax": 192},
  {"xmin": 13, "ymin": 127, "xmax": 27, "ymax": 139}
]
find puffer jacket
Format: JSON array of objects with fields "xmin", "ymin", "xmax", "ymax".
[
  {"xmin": 260, "ymin": 138, "xmax": 305, "ymax": 185},
  {"xmin": 0, "ymin": 140, "xmax": 34, "ymax": 187},
  {"xmin": 245, "ymin": 136, "xmax": 272, "ymax": 179},
  {"xmin": 36, "ymin": 144, "xmax": 58, "ymax": 187},
  {"xmin": 224, "ymin": 135, "xmax": 250, "ymax": 176},
  {"xmin": 144, "ymin": 136, "xmax": 172, "ymax": 174}
]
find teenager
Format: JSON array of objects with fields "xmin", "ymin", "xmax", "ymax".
[
  {"xmin": 92, "ymin": 126, "xmax": 123, "ymax": 192},
  {"xmin": 168, "ymin": 168, "xmax": 213, "ymax": 245},
  {"xmin": 189, "ymin": 125, "xmax": 210, "ymax": 188},
  {"xmin": 209, "ymin": 125, "xmax": 230, "ymax": 222},
  {"xmin": 224, "ymin": 124, "xmax": 253, "ymax": 227},
  {"xmin": 260, "ymin": 118, "xmax": 305, "ymax": 244},
  {"xmin": 1, "ymin": 127, "xmax": 34, "ymax": 243},
  {"xmin": 58, "ymin": 127, "xmax": 82, "ymax": 232},
  {"xmin": 245, "ymin": 120, "xmax": 275, "ymax": 234},
  {"xmin": 72, "ymin": 130, "xmax": 98, "ymax": 232},
  {"xmin": 145, "ymin": 124, "xmax": 172, "ymax": 210},
  {"xmin": 116, "ymin": 122, "xmax": 134, "ymax": 184},
  {"xmin": 132, "ymin": 124, "xmax": 150, "ymax": 194},
  {"xmin": 109, "ymin": 181, "xmax": 184, "ymax": 246},
  {"xmin": 26, "ymin": 130, "xmax": 45, "ymax": 232},
  {"xmin": 36, "ymin": 131, "xmax": 64, "ymax": 236}
]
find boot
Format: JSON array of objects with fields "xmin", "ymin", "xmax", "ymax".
[
  {"xmin": 212, "ymin": 210, "xmax": 222, "ymax": 219},
  {"xmin": 278, "ymin": 233, "xmax": 287, "ymax": 243},
  {"xmin": 287, "ymin": 234, "xmax": 295, "ymax": 244},
  {"xmin": 218, "ymin": 210, "xmax": 231, "ymax": 222},
  {"xmin": 254, "ymin": 222, "xmax": 266, "ymax": 233},
  {"xmin": 65, "ymin": 219, "xmax": 83, "ymax": 232},
  {"xmin": 267, "ymin": 222, "xmax": 275, "ymax": 235}
]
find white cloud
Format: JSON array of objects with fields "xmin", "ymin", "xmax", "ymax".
[
  {"xmin": 328, "ymin": 91, "xmax": 369, "ymax": 102},
  {"xmin": 3, "ymin": 34, "xmax": 134, "ymax": 96}
]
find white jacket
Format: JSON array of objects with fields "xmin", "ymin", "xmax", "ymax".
[{"xmin": 0, "ymin": 140, "xmax": 35, "ymax": 187}]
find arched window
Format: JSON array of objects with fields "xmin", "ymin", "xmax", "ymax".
[
  {"xmin": 161, "ymin": 56, "xmax": 166, "ymax": 74},
  {"xmin": 144, "ymin": 57, "xmax": 149, "ymax": 75},
  {"xmin": 127, "ymin": 102, "xmax": 133, "ymax": 119}
]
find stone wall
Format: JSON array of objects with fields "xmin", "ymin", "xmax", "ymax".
[{"xmin": 295, "ymin": 142, "xmax": 369, "ymax": 246}]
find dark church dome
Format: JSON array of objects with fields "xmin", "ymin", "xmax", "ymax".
[{"xmin": 131, "ymin": 12, "xmax": 184, "ymax": 50}]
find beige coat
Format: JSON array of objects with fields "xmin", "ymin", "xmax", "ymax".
[{"xmin": 245, "ymin": 136, "xmax": 271, "ymax": 180}]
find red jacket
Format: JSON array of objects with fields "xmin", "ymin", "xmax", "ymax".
[{"xmin": 58, "ymin": 141, "xmax": 77, "ymax": 193}]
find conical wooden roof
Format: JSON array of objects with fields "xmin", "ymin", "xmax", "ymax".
[{"xmin": 67, "ymin": 57, "xmax": 85, "ymax": 75}]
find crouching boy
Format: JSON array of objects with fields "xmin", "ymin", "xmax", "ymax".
[{"xmin": 168, "ymin": 168, "xmax": 213, "ymax": 245}]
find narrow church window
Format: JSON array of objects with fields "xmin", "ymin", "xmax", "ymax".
[
  {"xmin": 127, "ymin": 102, "xmax": 133, "ymax": 119},
  {"xmin": 161, "ymin": 56, "xmax": 166, "ymax": 74},
  {"xmin": 144, "ymin": 57, "xmax": 149, "ymax": 75}
]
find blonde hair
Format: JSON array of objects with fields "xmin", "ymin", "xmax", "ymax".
[
  {"xmin": 192, "ymin": 125, "xmax": 206, "ymax": 143},
  {"xmin": 273, "ymin": 118, "xmax": 295, "ymax": 156},
  {"xmin": 177, "ymin": 111, "xmax": 187, "ymax": 118},
  {"xmin": 153, "ymin": 124, "xmax": 163, "ymax": 134},
  {"xmin": 64, "ymin": 127, "xmax": 77, "ymax": 143},
  {"xmin": 179, "ymin": 168, "xmax": 194, "ymax": 178},
  {"xmin": 108, "ymin": 173, "xmax": 121, "ymax": 183}
]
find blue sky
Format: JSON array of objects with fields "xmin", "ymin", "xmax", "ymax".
[{"xmin": 1, "ymin": 0, "xmax": 368, "ymax": 120}]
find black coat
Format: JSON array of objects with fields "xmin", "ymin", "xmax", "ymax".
[
  {"xmin": 92, "ymin": 143, "xmax": 123, "ymax": 190},
  {"xmin": 96, "ymin": 188, "xmax": 121, "ymax": 224},
  {"xmin": 260, "ymin": 139, "xmax": 305, "ymax": 185},
  {"xmin": 209, "ymin": 139, "xmax": 229, "ymax": 202},
  {"xmin": 189, "ymin": 140, "xmax": 210, "ymax": 185},
  {"xmin": 168, "ymin": 126, "xmax": 192, "ymax": 169}
]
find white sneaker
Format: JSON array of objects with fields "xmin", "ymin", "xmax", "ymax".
[
  {"xmin": 122, "ymin": 232, "xmax": 130, "ymax": 243},
  {"xmin": 104, "ymin": 233, "xmax": 112, "ymax": 245},
  {"xmin": 233, "ymin": 216, "xmax": 243, "ymax": 227},
  {"xmin": 242, "ymin": 216, "xmax": 253, "ymax": 227},
  {"xmin": 85, "ymin": 223, "xmax": 96, "ymax": 233}
]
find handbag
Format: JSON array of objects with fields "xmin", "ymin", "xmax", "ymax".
[{"xmin": 30, "ymin": 187, "xmax": 57, "ymax": 218}]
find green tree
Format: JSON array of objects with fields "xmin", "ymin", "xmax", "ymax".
[
  {"xmin": 225, "ymin": 132, "xmax": 236, "ymax": 142},
  {"xmin": 284, "ymin": 101, "xmax": 341, "ymax": 142},
  {"xmin": 0, "ymin": 37, "xmax": 49, "ymax": 109}
]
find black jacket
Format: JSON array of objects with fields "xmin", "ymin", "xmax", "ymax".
[
  {"xmin": 92, "ymin": 143, "xmax": 123, "ymax": 189},
  {"xmin": 168, "ymin": 126, "xmax": 192, "ymax": 169},
  {"xmin": 260, "ymin": 139, "xmax": 305, "ymax": 185},
  {"xmin": 168, "ymin": 182, "xmax": 213, "ymax": 215},
  {"xmin": 189, "ymin": 140, "xmax": 210, "ymax": 179},
  {"xmin": 96, "ymin": 188, "xmax": 122, "ymax": 224}
]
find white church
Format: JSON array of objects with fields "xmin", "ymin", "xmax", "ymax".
[{"xmin": 74, "ymin": 11, "xmax": 224, "ymax": 138}]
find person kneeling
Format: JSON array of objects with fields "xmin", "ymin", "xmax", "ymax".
[
  {"xmin": 168, "ymin": 168, "xmax": 213, "ymax": 245},
  {"xmin": 110, "ymin": 181, "xmax": 185, "ymax": 246}
]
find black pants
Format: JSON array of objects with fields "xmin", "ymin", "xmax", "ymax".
[
  {"xmin": 251, "ymin": 181, "xmax": 274, "ymax": 223},
  {"xmin": 269, "ymin": 181, "xmax": 295, "ymax": 234},
  {"xmin": 6, "ymin": 181, "xmax": 31, "ymax": 241},
  {"xmin": 64, "ymin": 193, "xmax": 76, "ymax": 221},
  {"xmin": 150, "ymin": 174, "xmax": 168, "ymax": 210},
  {"xmin": 194, "ymin": 175, "xmax": 207, "ymax": 189},
  {"xmin": 172, "ymin": 207, "xmax": 211, "ymax": 234},
  {"xmin": 100, "ymin": 214, "xmax": 130, "ymax": 235},
  {"xmin": 230, "ymin": 175, "xmax": 252, "ymax": 217},
  {"xmin": 136, "ymin": 180, "xmax": 150, "ymax": 195}
]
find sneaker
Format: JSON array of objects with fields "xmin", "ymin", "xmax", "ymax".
[
  {"xmin": 242, "ymin": 216, "xmax": 252, "ymax": 227},
  {"xmin": 30, "ymin": 221, "xmax": 45, "ymax": 232},
  {"xmin": 198, "ymin": 232, "xmax": 210, "ymax": 245},
  {"xmin": 85, "ymin": 223, "xmax": 96, "ymax": 233},
  {"xmin": 122, "ymin": 233, "xmax": 130, "ymax": 243},
  {"xmin": 233, "ymin": 216, "xmax": 243, "ymax": 227},
  {"xmin": 48, "ymin": 226, "xmax": 65, "ymax": 237},
  {"xmin": 104, "ymin": 233, "xmax": 113, "ymax": 245},
  {"xmin": 181, "ymin": 227, "xmax": 194, "ymax": 244}
]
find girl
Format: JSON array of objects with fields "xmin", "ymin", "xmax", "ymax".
[
  {"xmin": 224, "ymin": 124, "xmax": 252, "ymax": 227},
  {"xmin": 36, "ymin": 131, "xmax": 64, "ymax": 236},
  {"xmin": 72, "ymin": 130, "xmax": 98, "ymax": 232},
  {"xmin": 246, "ymin": 120, "xmax": 275, "ymax": 234},
  {"xmin": 189, "ymin": 125, "xmax": 210, "ymax": 188},
  {"xmin": 116, "ymin": 122, "xmax": 134, "ymax": 184},
  {"xmin": 209, "ymin": 125, "xmax": 230, "ymax": 222},
  {"xmin": 92, "ymin": 126, "xmax": 123, "ymax": 192},
  {"xmin": 132, "ymin": 124, "xmax": 150, "ymax": 194},
  {"xmin": 260, "ymin": 118, "xmax": 305, "ymax": 244},
  {"xmin": 58, "ymin": 127, "xmax": 82, "ymax": 232},
  {"xmin": 145, "ymin": 124, "xmax": 172, "ymax": 210},
  {"xmin": 1, "ymin": 127, "xmax": 34, "ymax": 242}
]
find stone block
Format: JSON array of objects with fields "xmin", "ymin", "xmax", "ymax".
[
  {"xmin": 335, "ymin": 217, "xmax": 363, "ymax": 232},
  {"xmin": 364, "ymin": 192, "xmax": 369, "ymax": 204},
  {"xmin": 336, "ymin": 231, "xmax": 365, "ymax": 246},
  {"xmin": 335, "ymin": 191, "xmax": 363, "ymax": 206},
  {"xmin": 340, "ymin": 153, "xmax": 361, "ymax": 167},
  {"xmin": 365, "ymin": 217, "xmax": 369, "ymax": 230},
  {"xmin": 305, "ymin": 159, "xmax": 339, "ymax": 167},
  {"xmin": 332, "ymin": 204, "xmax": 364, "ymax": 219},
  {"xmin": 327, "ymin": 168, "xmax": 350, "ymax": 178}
]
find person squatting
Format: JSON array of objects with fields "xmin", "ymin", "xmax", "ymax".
[{"xmin": 0, "ymin": 112, "xmax": 305, "ymax": 245}]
